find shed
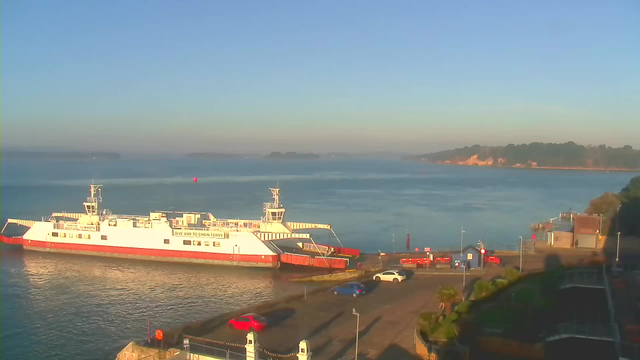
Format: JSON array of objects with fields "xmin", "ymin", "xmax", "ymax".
[
  {"xmin": 453, "ymin": 245, "xmax": 482, "ymax": 269},
  {"xmin": 574, "ymin": 214, "xmax": 600, "ymax": 249}
]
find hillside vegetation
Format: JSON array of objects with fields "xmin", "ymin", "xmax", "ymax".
[{"xmin": 405, "ymin": 142, "xmax": 640, "ymax": 169}]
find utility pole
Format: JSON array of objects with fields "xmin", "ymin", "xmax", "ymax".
[
  {"xmin": 352, "ymin": 308, "xmax": 360, "ymax": 360},
  {"xmin": 616, "ymin": 232, "xmax": 621, "ymax": 264},
  {"xmin": 460, "ymin": 225, "xmax": 465, "ymax": 256},
  {"xmin": 519, "ymin": 236, "xmax": 523, "ymax": 272}
]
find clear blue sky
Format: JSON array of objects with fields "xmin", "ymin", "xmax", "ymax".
[{"xmin": 2, "ymin": 0, "xmax": 639, "ymax": 154}]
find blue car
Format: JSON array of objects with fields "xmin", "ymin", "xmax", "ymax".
[{"xmin": 331, "ymin": 282, "xmax": 367, "ymax": 297}]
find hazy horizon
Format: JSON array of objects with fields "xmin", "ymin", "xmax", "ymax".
[{"xmin": 2, "ymin": 1, "xmax": 639, "ymax": 154}]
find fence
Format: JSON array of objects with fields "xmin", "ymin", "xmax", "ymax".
[{"xmin": 189, "ymin": 341, "xmax": 246, "ymax": 360}]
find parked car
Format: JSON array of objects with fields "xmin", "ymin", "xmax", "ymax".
[
  {"xmin": 373, "ymin": 270, "xmax": 407, "ymax": 283},
  {"xmin": 227, "ymin": 313, "xmax": 268, "ymax": 332},
  {"xmin": 331, "ymin": 282, "xmax": 367, "ymax": 297}
]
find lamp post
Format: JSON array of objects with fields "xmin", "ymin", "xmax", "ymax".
[
  {"xmin": 462, "ymin": 261, "xmax": 466, "ymax": 298},
  {"xmin": 616, "ymin": 232, "xmax": 621, "ymax": 264},
  {"xmin": 392, "ymin": 233, "xmax": 395, "ymax": 253},
  {"xmin": 352, "ymin": 308, "xmax": 360, "ymax": 360},
  {"xmin": 519, "ymin": 236, "xmax": 523, "ymax": 273},
  {"xmin": 460, "ymin": 225, "xmax": 465, "ymax": 256}
]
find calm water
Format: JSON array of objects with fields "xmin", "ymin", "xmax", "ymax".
[{"xmin": 0, "ymin": 159, "xmax": 634, "ymax": 359}]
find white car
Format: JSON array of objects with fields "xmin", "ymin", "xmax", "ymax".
[{"xmin": 373, "ymin": 270, "xmax": 406, "ymax": 283}]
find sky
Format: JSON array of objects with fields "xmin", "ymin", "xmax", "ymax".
[{"xmin": 1, "ymin": 0, "xmax": 639, "ymax": 154}]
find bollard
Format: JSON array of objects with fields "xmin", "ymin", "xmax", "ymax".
[
  {"xmin": 297, "ymin": 340, "xmax": 312, "ymax": 360},
  {"xmin": 245, "ymin": 332, "xmax": 258, "ymax": 360}
]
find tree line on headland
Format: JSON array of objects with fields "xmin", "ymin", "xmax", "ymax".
[{"xmin": 404, "ymin": 142, "xmax": 640, "ymax": 169}]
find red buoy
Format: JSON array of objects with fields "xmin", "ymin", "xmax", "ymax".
[
  {"xmin": 155, "ymin": 329, "xmax": 163, "ymax": 341},
  {"xmin": 193, "ymin": 177, "xmax": 198, "ymax": 183}
]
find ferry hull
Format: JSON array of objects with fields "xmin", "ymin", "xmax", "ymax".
[
  {"xmin": 8, "ymin": 237, "xmax": 279, "ymax": 268},
  {"xmin": 0, "ymin": 235, "xmax": 24, "ymax": 246}
]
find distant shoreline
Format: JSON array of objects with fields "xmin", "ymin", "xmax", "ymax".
[{"xmin": 424, "ymin": 162, "xmax": 640, "ymax": 172}]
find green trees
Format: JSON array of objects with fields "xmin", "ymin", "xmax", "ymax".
[
  {"xmin": 436, "ymin": 285, "xmax": 461, "ymax": 314},
  {"xmin": 585, "ymin": 192, "xmax": 621, "ymax": 216},
  {"xmin": 586, "ymin": 176, "xmax": 640, "ymax": 237},
  {"xmin": 619, "ymin": 176, "xmax": 640, "ymax": 236},
  {"xmin": 585, "ymin": 192, "xmax": 620, "ymax": 235}
]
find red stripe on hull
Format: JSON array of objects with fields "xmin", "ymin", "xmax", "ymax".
[
  {"xmin": 21, "ymin": 239, "xmax": 279, "ymax": 268},
  {"xmin": 0, "ymin": 235, "xmax": 24, "ymax": 246}
]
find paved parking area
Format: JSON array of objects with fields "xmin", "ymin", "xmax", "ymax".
[{"xmin": 201, "ymin": 273, "xmax": 479, "ymax": 359}]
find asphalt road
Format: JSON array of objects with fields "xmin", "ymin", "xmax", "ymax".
[
  {"xmin": 199, "ymin": 272, "xmax": 480, "ymax": 360},
  {"xmin": 190, "ymin": 248, "xmax": 603, "ymax": 360}
]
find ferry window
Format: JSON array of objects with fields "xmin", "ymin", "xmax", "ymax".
[
  {"xmin": 183, "ymin": 240, "xmax": 191, "ymax": 245},
  {"xmin": 84, "ymin": 234, "xmax": 90, "ymax": 239},
  {"xmin": 52, "ymin": 232, "xmax": 58, "ymax": 237},
  {"xmin": 213, "ymin": 241, "xmax": 220, "ymax": 247},
  {"xmin": 101, "ymin": 235, "xmax": 108, "ymax": 240},
  {"xmin": 204, "ymin": 241, "xmax": 209, "ymax": 246},
  {"xmin": 77, "ymin": 234, "xmax": 83, "ymax": 239},
  {"xmin": 193, "ymin": 240, "xmax": 201, "ymax": 246},
  {"xmin": 164, "ymin": 239, "xmax": 170, "ymax": 244},
  {"xmin": 61, "ymin": 233, "xmax": 67, "ymax": 238}
]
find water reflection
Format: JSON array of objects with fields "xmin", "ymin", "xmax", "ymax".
[{"xmin": 4, "ymin": 249, "xmax": 314, "ymax": 360}]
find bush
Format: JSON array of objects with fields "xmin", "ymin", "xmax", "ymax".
[
  {"xmin": 454, "ymin": 300, "xmax": 472, "ymax": 314},
  {"xmin": 494, "ymin": 278, "xmax": 509, "ymax": 289},
  {"xmin": 473, "ymin": 280, "xmax": 497, "ymax": 299},
  {"xmin": 417, "ymin": 311, "xmax": 439, "ymax": 333},
  {"xmin": 448, "ymin": 312, "xmax": 459, "ymax": 322},
  {"xmin": 504, "ymin": 268, "xmax": 520, "ymax": 283}
]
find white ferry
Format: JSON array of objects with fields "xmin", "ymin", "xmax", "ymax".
[{"xmin": 0, "ymin": 185, "xmax": 356, "ymax": 268}]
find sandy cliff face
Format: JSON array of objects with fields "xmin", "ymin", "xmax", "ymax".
[{"xmin": 439, "ymin": 155, "xmax": 535, "ymax": 168}]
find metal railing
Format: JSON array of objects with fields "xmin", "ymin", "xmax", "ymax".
[
  {"xmin": 603, "ymin": 264, "xmax": 622, "ymax": 357},
  {"xmin": 189, "ymin": 342, "xmax": 246, "ymax": 360},
  {"xmin": 559, "ymin": 269, "xmax": 604, "ymax": 289},
  {"xmin": 547, "ymin": 321, "xmax": 614, "ymax": 341}
]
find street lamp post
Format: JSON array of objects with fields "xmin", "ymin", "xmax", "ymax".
[
  {"xmin": 462, "ymin": 262, "xmax": 466, "ymax": 298},
  {"xmin": 392, "ymin": 234, "xmax": 395, "ymax": 254},
  {"xmin": 460, "ymin": 225, "xmax": 465, "ymax": 256},
  {"xmin": 616, "ymin": 232, "xmax": 621, "ymax": 264},
  {"xmin": 352, "ymin": 308, "xmax": 360, "ymax": 360},
  {"xmin": 519, "ymin": 236, "xmax": 523, "ymax": 273}
]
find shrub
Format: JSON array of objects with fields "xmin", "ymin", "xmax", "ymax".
[
  {"xmin": 473, "ymin": 280, "xmax": 497, "ymax": 299},
  {"xmin": 454, "ymin": 300, "xmax": 472, "ymax": 314},
  {"xmin": 504, "ymin": 268, "xmax": 520, "ymax": 283},
  {"xmin": 417, "ymin": 311, "xmax": 439, "ymax": 333},
  {"xmin": 494, "ymin": 278, "xmax": 509, "ymax": 289}
]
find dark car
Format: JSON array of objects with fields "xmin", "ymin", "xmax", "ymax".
[
  {"xmin": 331, "ymin": 282, "xmax": 367, "ymax": 297},
  {"xmin": 227, "ymin": 313, "xmax": 268, "ymax": 332}
]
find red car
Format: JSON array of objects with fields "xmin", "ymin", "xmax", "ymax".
[
  {"xmin": 484, "ymin": 256, "xmax": 502, "ymax": 266},
  {"xmin": 227, "ymin": 313, "xmax": 268, "ymax": 332}
]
